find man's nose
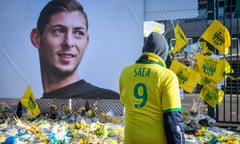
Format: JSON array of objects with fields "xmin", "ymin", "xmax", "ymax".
[{"xmin": 64, "ymin": 33, "xmax": 75, "ymax": 48}]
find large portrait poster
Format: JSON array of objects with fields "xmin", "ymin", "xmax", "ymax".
[{"xmin": 0, "ymin": 0, "xmax": 144, "ymax": 98}]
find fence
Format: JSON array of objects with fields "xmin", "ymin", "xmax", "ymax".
[
  {"xmin": 144, "ymin": 0, "xmax": 240, "ymax": 124},
  {"xmin": 214, "ymin": 0, "xmax": 240, "ymax": 124}
]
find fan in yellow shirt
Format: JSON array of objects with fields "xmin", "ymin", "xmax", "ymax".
[{"xmin": 119, "ymin": 32, "xmax": 184, "ymax": 144}]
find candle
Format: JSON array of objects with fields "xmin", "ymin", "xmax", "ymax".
[{"xmin": 69, "ymin": 98, "xmax": 72, "ymax": 111}]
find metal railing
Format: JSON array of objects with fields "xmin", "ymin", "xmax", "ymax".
[{"xmin": 209, "ymin": 0, "xmax": 240, "ymax": 124}]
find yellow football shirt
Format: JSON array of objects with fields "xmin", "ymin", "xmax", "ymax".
[{"xmin": 119, "ymin": 53, "xmax": 182, "ymax": 144}]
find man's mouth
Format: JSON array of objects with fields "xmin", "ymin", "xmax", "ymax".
[
  {"xmin": 58, "ymin": 53, "xmax": 75, "ymax": 58},
  {"xmin": 58, "ymin": 53, "xmax": 76, "ymax": 63}
]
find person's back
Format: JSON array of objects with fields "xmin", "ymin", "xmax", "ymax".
[
  {"xmin": 120, "ymin": 53, "xmax": 181, "ymax": 143},
  {"xmin": 119, "ymin": 32, "xmax": 184, "ymax": 144}
]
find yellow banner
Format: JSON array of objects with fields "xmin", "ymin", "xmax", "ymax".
[
  {"xmin": 170, "ymin": 24, "xmax": 188, "ymax": 54},
  {"xmin": 199, "ymin": 85, "xmax": 224, "ymax": 107},
  {"xmin": 199, "ymin": 75, "xmax": 216, "ymax": 87},
  {"xmin": 201, "ymin": 19, "xmax": 231, "ymax": 55},
  {"xmin": 170, "ymin": 60, "xmax": 201, "ymax": 93},
  {"xmin": 200, "ymin": 41, "xmax": 214, "ymax": 55},
  {"xmin": 196, "ymin": 54, "xmax": 231, "ymax": 83},
  {"xmin": 20, "ymin": 86, "xmax": 41, "ymax": 118}
]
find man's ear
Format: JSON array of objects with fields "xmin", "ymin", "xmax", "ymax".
[{"xmin": 30, "ymin": 28, "xmax": 40, "ymax": 49}]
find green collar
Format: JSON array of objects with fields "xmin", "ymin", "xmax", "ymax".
[{"xmin": 136, "ymin": 52, "xmax": 166, "ymax": 67}]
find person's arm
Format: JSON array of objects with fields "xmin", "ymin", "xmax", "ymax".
[
  {"xmin": 163, "ymin": 111, "xmax": 185, "ymax": 144},
  {"xmin": 162, "ymin": 71, "xmax": 185, "ymax": 144}
]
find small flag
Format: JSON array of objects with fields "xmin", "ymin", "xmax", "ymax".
[
  {"xmin": 170, "ymin": 60, "xmax": 201, "ymax": 93},
  {"xmin": 196, "ymin": 54, "xmax": 231, "ymax": 83},
  {"xmin": 199, "ymin": 75, "xmax": 216, "ymax": 86},
  {"xmin": 199, "ymin": 85, "xmax": 224, "ymax": 107},
  {"xmin": 20, "ymin": 86, "xmax": 40, "ymax": 118},
  {"xmin": 170, "ymin": 24, "xmax": 188, "ymax": 54},
  {"xmin": 199, "ymin": 41, "xmax": 214, "ymax": 55},
  {"xmin": 201, "ymin": 19, "xmax": 231, "ymax": 55}
]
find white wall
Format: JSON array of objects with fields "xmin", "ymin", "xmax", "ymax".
[{"xmin": 0, "ymin": 0, "xmax": 144, "ymax": 98}]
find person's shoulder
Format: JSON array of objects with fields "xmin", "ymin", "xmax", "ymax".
[{"xmin": 157, "ymin": 66, "xmax": 177, "ymax": 78}]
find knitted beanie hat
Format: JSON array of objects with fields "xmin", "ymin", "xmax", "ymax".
[{"xmin": 142, "ymin": 32, "xmax": 169, "ymax": 60}]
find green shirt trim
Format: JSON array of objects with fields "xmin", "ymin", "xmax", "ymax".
[{"xmin": 163, "ymin": 107, "xmax": 184, "ymax": 113}]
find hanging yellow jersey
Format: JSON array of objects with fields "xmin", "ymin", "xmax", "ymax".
[
  {"xmin": 170, "ymin": 60, "xmax": 201, "ymax": 93},
  {"xmin": 201, "ymin": 19, "xmax": 231, "ymax": 55},
  {"xmin": 20, "ymin": 86, "xmax": 41, "ymax": 118}
]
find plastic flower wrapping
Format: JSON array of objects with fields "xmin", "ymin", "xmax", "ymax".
[
  {"xmin": 0, "ymin": 101, "xmax": 124, "ymax": 144},
  {"xmin": 183, "ymin": 98, "xmax": 240, "ymax": 144}
]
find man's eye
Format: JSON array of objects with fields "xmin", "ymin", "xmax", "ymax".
[
  {"xmin": 52, "ymin": 28, "xmax": 65, "ymax": 34},
  {"xmin": 76, "ymin": 31, "xmax": 84, "ymax": 36}
]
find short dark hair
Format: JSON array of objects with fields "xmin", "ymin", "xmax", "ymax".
[{"xmin": 37, "ymin": 0, "xmax": 88, "ymax": 34}]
